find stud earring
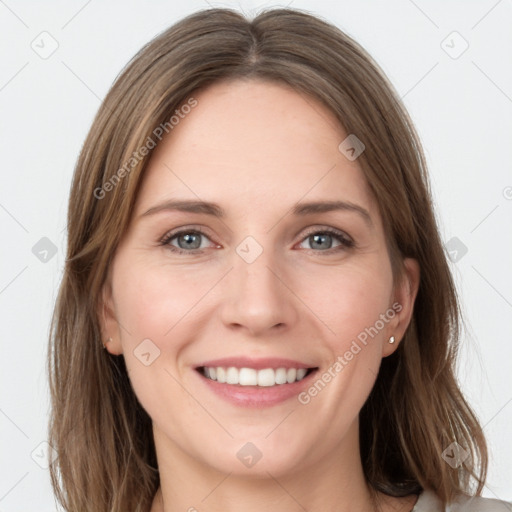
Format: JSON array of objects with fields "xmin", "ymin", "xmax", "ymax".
[
  {"xmin": 388, "ymin": 336, "xmax": 395, "ymax": 344},
  {"xmin": 102, "ymin": 337, "xmax": 112, "ymax": 349}
]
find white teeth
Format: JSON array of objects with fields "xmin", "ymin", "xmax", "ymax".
[
  {"xmin": 275, "ymin": 368, "xmax": 287, "ymax": 385},
  {"xmin": 226, "ymin": 367, "xmax": 239, "ymax": 385},
  {"xmin": 296, "ymin": 368, "xmax": 307, "ymax": 380},
  {"xmin": 286, "ymin": 368, "xmax": 297, "ymax": 383},
  {"xmin": 216, "ymin": 367, "xmax": 226, "ymax": 383},
  {"xmin": 239, "ymin": 368, "xmax": 257, "ymax": 386},
  {"xmin": 201, "ymin": 366, "xmax": 311, "ymax": 386},
  {"xmin": 257, "ymin": 368, "xmax": 275, "ymax": 387}
]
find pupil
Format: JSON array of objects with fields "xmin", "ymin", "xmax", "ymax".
[
  {"xmin": 311, "ymin": 233, "xmax": 331, "ymax": 250},
  {"xmin": 179, "ymin": 233, "xmax": 201, "ymax": 249}
]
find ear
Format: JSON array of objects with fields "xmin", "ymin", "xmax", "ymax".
[
  {"xmin": 97, "ymin": 276, "xmax": 124, "ymax": 356},
  {"xmin": 382, "ymin": 257, "xmax": 420, "ymax": 357}
]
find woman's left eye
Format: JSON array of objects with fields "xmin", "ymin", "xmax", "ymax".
[
  {"xmin": 297, "ymin": 228, "xmax": 354, "ymax": 252},
  {"xmin": 159, "ymin": 227, "xmax": 354, "ymax": 255}
]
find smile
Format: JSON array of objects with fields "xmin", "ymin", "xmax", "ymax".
[
  {"xmin": 198, "ymin": 366, "xmax": 314, "ymax": 386},
  {"xmin": 194, "ymin": 357, "xmax": 319, "ymax": 408}
]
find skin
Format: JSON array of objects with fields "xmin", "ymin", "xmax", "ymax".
[{"xmin": 99, "ymin": 79, "xmax": 420, "ymax": 512}]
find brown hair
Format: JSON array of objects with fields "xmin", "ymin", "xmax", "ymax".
[{"xmin": 48, "ymin": 7, "xmax": 487, "ymax": 511}]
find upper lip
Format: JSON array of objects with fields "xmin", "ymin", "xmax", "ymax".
[{"xmin": 196, "ymin": 357, "xmax": 316, "ymax": 370}]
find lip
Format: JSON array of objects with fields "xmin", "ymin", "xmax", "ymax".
[
  {"xmin": 194, "ymin": 358, "xmax": 318, "ymax": 408},
  {"xmin": 196, "ymin": 357, "xmax": 313, "ymax": 370}
]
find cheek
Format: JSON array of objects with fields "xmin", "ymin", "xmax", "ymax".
[
  {"xmin": 298, "ymin": 258, "xmax": 393, "ymax": 347},
  {"xmin": 296, "ymin": 261, "xmax": 393, "ymax": 417},
  {"xmin": 113, "ymin": 257, "xmax": 210, "ymax": 346},
  {"xmin": 111, "ymin": 256, "xmax": 223, "ymax": 407},
  {"xmin": 111, "ymin": 260, "xmax": 201, "ymax": 427}
]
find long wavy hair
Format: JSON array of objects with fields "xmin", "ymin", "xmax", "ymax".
[{"xmin": 48, "ymin": 7, "xmax": 488, "ymax": 511}]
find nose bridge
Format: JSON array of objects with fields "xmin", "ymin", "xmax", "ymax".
[
  {"xmin": 219, "ymin": 234, "xmax": 298, "ymax": 335},
  {"xmin": 235, "ymin": 240, "xmax": 278, "ymax": 295}
]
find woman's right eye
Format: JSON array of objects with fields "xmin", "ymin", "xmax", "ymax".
[{"xmin": 160, "ymin": 229, "xmax": 215, "ymax": 254}]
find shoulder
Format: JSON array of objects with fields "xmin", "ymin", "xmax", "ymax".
[
  {"xmin": 448, "ymin": 494, "xmax": 512, "ymax": 512},
  {"xmin": 413, "ymin": 488, "xmax": 512, "ymax": 512}
]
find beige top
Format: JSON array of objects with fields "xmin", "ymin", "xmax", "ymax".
[{"xmin": 412, "ymin": 489, "xmax": 512, "ymax": 511}]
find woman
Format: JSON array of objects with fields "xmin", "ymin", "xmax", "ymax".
[{"xmin": 47, "ymin": 7, "xmax": 511, "ymax": 512}]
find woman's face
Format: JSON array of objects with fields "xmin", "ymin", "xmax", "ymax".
[{"xmin": 101, "ymin": 79, "xmax": 419, "ymax": 477}]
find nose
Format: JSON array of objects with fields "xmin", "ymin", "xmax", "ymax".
[{"xmin": 219, "ymin": 244, "xmax": 299, "ymax": 337}]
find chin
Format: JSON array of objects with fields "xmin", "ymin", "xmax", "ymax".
[{"xmin": 189, "ymin": 430, "xmax": 313, "ymax": 478}]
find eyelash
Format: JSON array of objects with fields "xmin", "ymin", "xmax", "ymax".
[{"xmin": 159, "ymin": 226, "xmax": 355, "ymax": 255}]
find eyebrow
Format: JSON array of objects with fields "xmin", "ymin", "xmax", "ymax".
[{"xmin": 139, "ymin": 199, "xmax": 373, "ymax": 227}]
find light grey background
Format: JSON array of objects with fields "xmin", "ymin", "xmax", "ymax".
[{"xmin": 1, "ymin": 1, "xmax": 511, "ymax": 510}]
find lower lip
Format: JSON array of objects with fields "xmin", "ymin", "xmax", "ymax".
[{"xmin": 195, "ymin": 369, "xmax": 318, "ymax": 408}]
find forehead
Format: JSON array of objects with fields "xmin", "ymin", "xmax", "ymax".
[{"xmin": 135, "ymin": 79, "xmax": 376, "ymax": 219}]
